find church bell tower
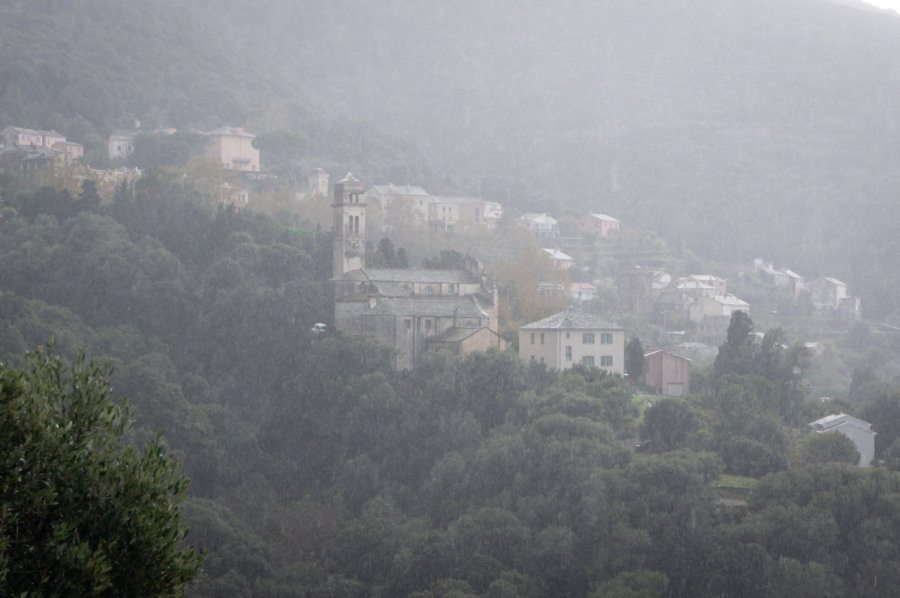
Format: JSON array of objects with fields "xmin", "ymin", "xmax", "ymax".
[{"xmin": 332, "ymin": 172, "xmax": 366, "ymax": 277}]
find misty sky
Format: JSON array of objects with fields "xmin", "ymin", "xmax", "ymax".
[{"xmin": 863, "ymin": 0, "xmax": 900, "ymax": 11}]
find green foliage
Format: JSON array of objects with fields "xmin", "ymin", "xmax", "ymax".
[
  {"xmin": 422, "ymin": 249, "xmax": 465, "ymax": 269},
  {"xmin": 0, "ymin": 347, "xmax": 203, "ymax": 596},
  {"xmin": 802, "ymin": 432, "xmax": 860, "ymax": 467},
  {"xmin": 860, "ymin": 388, "xmax": 900, "ymax": 458},
  {"xmin": 590, "ymin": 569, "xmax": 668, "ymax": 598},
  {"xmin": 367, "ymin": 237, "xmax": 409, "ymax": 268},
  {"xmin": 624, "ymin": 335, "xmax": 644, "ymax": 381},
  {"xmin": 639, "ymin": 398, "xmax": 698, "ymax": 452}
]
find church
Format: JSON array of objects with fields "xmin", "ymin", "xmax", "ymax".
[{"xmin": 331, "ymin": 173, "xmax": 506, "ymax": 370}]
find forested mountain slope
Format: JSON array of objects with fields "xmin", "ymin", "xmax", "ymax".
[
  {"xmin": 6, "ymin": 0, "xmax": 900, "ymax": 317},
  {"xmin": 6, "ymin": 183, "xmax": 900, "ymax": 596}
]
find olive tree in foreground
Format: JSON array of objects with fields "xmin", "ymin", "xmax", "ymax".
[{"xmin": 0, "ymin": 348, "xmax": 204, "ymax": 597}]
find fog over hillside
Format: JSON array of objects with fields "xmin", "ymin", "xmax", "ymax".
[
  {"xmin": 3, "ymin": 0, "xmax": 900, "ymax": 313},
  {"xmin": 10, "ymin": 2, "xmax": 900, "ymax": 596}
]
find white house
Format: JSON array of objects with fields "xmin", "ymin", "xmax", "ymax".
[{"xmin": 808, "ymin": 413, "xmax": 876, "ymax": 467}]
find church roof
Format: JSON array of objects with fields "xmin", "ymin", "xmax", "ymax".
[
  {"xmin": 366, "ymin": 183, "xmax": 430, "ymax": 197},
  {"xmin": 335, "ymin": 267, "xmax": 479, "ymax": 285},
  {"xmin": 520, "ymin": 309, "xmax": 621, "ymax": 331},
  {"xmin": 364, "ymin": 296, "xmax": 489, "ymax": 318},
  {"xmin": 428, "ymin": 327, "xmax": 487, "ymax": 343}
]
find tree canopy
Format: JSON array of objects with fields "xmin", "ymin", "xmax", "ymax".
[{"xmin": 0, "ymin": 347, "xmax": 203, "ymax": 597}]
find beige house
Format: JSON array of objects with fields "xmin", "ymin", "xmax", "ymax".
[
  {"xmin": 428, "ymin": 196, "xmax": 502, "ymax": 231},
  {"xmin": 690, "ymin": 293, "xmax": 750, "ymax": 322},
  {"xmin": 364, "ymin": 183, "xmax": 431, "ymax": 212},
  {"xmin": 641, "ymin": 350, "xmax": 691, "ymax": 396},
  {"xmin": 519, "ymin": 309, "xmax": 624, "ymax": 373},
  {"xmin": 204, "ymin": 126, "xmax": 260, "ymax": 172}
]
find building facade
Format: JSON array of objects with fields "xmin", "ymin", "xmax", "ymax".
[
  {"xmin": 333, "ymin": 173, "xmax": 503, "ymax": 370},
  {"xmin": 204, "ymin": 126, "xmax": 260, "ymax": 172},
  {"xmin": 581, "ymin": 212, "xmax": 620, "ymax": 237},
  {"xmin": 641, "ymin": 350, "xmax": 691, "ymax": 396},
  {"xmin": 519, "ymin": 309, "xmax": 624, "ymax": 374},
  {"xmin": 808, "ymin": 413, "xmax": 876, "ymax": 467}
]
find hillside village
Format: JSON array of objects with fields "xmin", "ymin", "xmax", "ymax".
[
  {"xmin": 0, "ymin": 120, "xmax": 865, "ymax": 398},
  {"xmin": 8, "ymin": 2, "xmax": 900, "ymax": 594}
]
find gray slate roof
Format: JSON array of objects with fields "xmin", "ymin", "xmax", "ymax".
[
  {"xmin": 428, "ymin": 327, "xmax": 486, "ymax": 342},
  {"xmin": 520, "ymin": 309, "xmax": 621, "ymax": 330},
  {"xmin": 364, "ymin": 296, "xmax": 489, "ymax": 319},
  {"xmin": 336, "ymin": 267, "xmax": 478, "ymax": 285}
]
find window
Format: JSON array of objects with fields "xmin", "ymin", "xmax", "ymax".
[
  {"xmin": 531, "ymin": 332, "xmax": 535, "ymax": 345},
  {"xmin": 582, "ymin": 355, "xmax": 595, "ymax": 366},
  {"xmin": 565, "ymin": 346, "xmax": 572, "ymax": 361},
  {"xmin": 404, "ymin": 319, "xmax": 411, "ymax": 331},
  {"xmin": 601, "ymin": 356, "xmax": 613, "ymax": 367},
  {"xmin": 425, "ymin": 286, "xmax": 434, "ymax": 294},
  {"xmin": 583, "ymin": 333, "xmax": 595, "ymax": 344},
  {"xmin": 540, "ymin": 333, "xmax": 545, "ymax": 345},
  {"xmin": 449, "ymin": 284, "xmax": 455, "ymax": 294},
  {"xmin": 425, "ymin": 319, "xmax": 432, "ymax": 330},
  {"xmin": 601, "ymin": 333, "xmax": 613, "ymax": 344},
  {"xmin": 566, "ymin": 332, "xmax": 570, "ymax": 339}
]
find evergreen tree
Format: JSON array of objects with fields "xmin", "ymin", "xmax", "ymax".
[
  {"xmin": 625, "ymin": 335, "xmax": 645, "ymax": 382},
  {"xmin": 0, "ymin": 347, "xmax": 204, "ymax": 597}
]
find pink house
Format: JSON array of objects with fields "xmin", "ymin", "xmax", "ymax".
[
  {"xmin": 581, "ymin": 212, "xmax": 620, "ymax": 237},
  {"xmin": 51, "ymin": 140, "xmax": 84, "ymax": 163},
  {"xmin": 2, "ymin": 126, "xmax": 66, "ymax": 150}
]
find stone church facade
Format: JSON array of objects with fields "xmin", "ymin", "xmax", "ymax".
[{"xmin": 331, "ymin": 173, "xmax": 505, "ymax": 370}]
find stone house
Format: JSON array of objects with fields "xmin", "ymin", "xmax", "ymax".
[
  {"xmin": 108, "ymin": 130, "xmax": 136, "ymax": 161},
  {"xmin": 332, "ymin": 173, "xmax": 504, "ymax": 370}
]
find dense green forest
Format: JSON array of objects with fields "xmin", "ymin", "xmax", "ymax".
[
  {"xmin": 4, "ymin": 179, "xmax": 900, "ymax": 596},
  {"xmin": 6, "ymin": 0, "xmax": 900, "ymax": 595}
]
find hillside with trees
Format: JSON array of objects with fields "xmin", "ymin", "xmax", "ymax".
[
  {"xmin": 5, "ymin": 0, "xmax": 900, "ymax": 316},
  {"xmin": 6, "ymin": 0, "xmax": 900, "ymax": 595},
  {"xmin": 3, "ymin": 177, "xmax": 900, "ymax": 596}
]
